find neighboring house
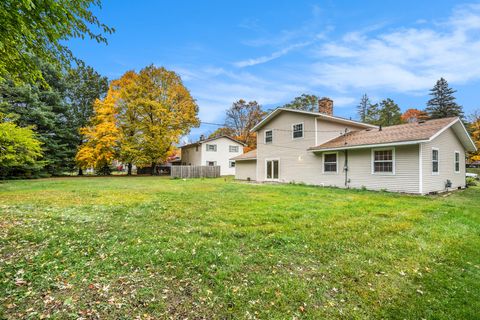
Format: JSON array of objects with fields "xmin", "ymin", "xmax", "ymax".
[
  {"xmin": 180, "ymin": 135, "xmax": 245, "ymax": 175},
  {"xmin": 233, "ymin": 98, "xmax": 477, "ymax": 194}
]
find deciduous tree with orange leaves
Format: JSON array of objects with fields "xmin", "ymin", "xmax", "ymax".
[
  {"xmin": 469, "ymin": 112, "xmax": 480, "ymax": 162},
  {"xmin": 401, "ymin": 108, "xmax": 429, "ymax": 123}
]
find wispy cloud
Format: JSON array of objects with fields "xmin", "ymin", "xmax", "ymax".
[{"xmin": 233, "ymin": 41, "xmax": 313, "ymax": 67}]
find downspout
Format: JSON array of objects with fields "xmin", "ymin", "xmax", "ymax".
[{"xmin": 344, "ymin": 149, "xmax": 349, "ymax": 188}]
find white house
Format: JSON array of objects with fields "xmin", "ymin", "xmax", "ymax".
[
  {"xmin": 232, "ymin": 98, "xmax": 477, "ymax": 194},
  {"xmin": 180, "ymin": 135, "xmax": 245, "ymax": 175}
]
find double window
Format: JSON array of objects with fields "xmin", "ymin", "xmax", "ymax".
[
  {"xmin": 432, "ymin": 148, "xmax": 439, "ymax": 174},
  {"xmin": 372, "ymin": 148, "xmax": 394, "ymax": 174},
  {"xmin": 229, "ymin": 145, "xmax": 239, "ymax": 153},
  {"xmin": 292, "ymin": 123, "xmax": 303, "ymax": 139},
  {"xmin": 265, "ymin": 130, "xmax": 273, "ymax": 144},
  {"xmin": 266, "ymin": 160, "xmax": 279, "ymax": 180},
  {"xmin": 323, "ymin": 153, "xmax": 338, "ymax": 173},
  {"xmin": 206, "ymin": 144, "xmax": 217, "ymax": 152},
  {"xmin": 454, "ymin": 151, "xmax": 460, "ymax": 173}
]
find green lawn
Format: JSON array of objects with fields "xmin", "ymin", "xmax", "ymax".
[{"xmin": 1, "ymin": 177, "xmax": 479, "ymax": 319}]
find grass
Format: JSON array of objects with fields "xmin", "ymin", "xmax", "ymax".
[{"xmin": 0, "ymin": 177, "xmax": 479, "ymax": 319}]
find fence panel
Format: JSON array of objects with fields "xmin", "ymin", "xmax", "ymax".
[{"xmin": 171, "ymin": 165, "xmax": 221, "ymax": 179}]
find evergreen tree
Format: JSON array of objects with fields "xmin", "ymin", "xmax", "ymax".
[
  {"xmin": 378, "ymin": 98, "xmax": 402, "ymax": 126},
  {"xmin": 426, "ymin": 78, "xmax": 464, "ymax": 119},
  {"xmin": 357, "ymin": 94, "xmax": 370, "ymax": 122}
]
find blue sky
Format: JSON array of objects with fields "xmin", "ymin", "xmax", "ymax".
[{"xmin": 68, "ymin": 0, "xmax": 480, "ymax": 140}]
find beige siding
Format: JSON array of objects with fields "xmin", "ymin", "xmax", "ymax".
[
  {"xmin": 235, "ymin": 160, "xmax": 257, "ymax": 180},
  {"xmin": 181, "ymin": 145, "xmax": 202, "ymax": 166},
  {"xmin": 315, "ymin": 118, "xmax": 367, "ymax": 145},
  {"xmin": 346, "ymin": 145, "xmax": 420, "ymax": 193},
  {"xmin": 421, "ymin": 128, "xmax": 466, "ymax": 194},
  {"xmin": 256, "ymin": 111, "xmax": 421, "ymax": 193}
]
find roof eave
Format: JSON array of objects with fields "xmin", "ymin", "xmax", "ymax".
[{"xmin": 309, "ymin": 139, "xmax": 428, "ymax": 152}]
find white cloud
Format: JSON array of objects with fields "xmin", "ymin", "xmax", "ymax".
[
  {"xmin": 234, "ymin": 41, "xmax": 313, "ymax": 67},
  {"xmin": 310, "ymin": 3, "xmax": 480, "ymax": 92}
]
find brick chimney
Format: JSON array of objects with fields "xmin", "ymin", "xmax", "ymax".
[{"xmin": 318, "ymin": 97, "xmax": 333, "ymax": 116}]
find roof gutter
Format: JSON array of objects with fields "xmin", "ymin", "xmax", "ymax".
[{"xmin": 308, "ymin": 139, "xmax": 429, "ymax": 152}]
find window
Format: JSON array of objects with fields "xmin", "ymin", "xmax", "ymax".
[
  {"xmin": 195, "ymin": 145, "xmax": 198, "ymax": 152},
  {"xmin": 206, "ymin": 144, "xmax": 217, "ymax": 152},
  {"xmin": 454, "ymin": 151, "xmax": 460, "ymax": 173},
  {"xmin": 266, "ymin": 160, "xmax": 279, "ymax": 180},
  {"xmin": 323, "ymin": 153, "xmax": 338, "ymax": 173},
  {"xmin": 372, "ymin": 149, "xmax": 394, "ymax": 174},
  {"xmin": 292, "ymin": 123, "xmax": 303, "ymax": 139},
  {"xmin": 229, "ymin": 145, "xmax": 239, "ymax": 152},
  {"xmin": 229, "ymin": 160, "xmax": 235, "ymax": 168},
  {"xmin": 207, "ymin": 161, "xmax": 216, "ymax": 166},
  {"xmin": 265, "ymin": 130, "xmax": 273, "ymax": 144},
  {"xmin": 432, "ymin": 148, "xmax": 439, "ymax": 174}
]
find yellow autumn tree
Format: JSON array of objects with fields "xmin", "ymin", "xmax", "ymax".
[
  {"xmin": 76, "ymin": 90, "xmax": 119, "ymax": 174},
  {"xmin": 470, "ymin": 113, "xmax": 480, "ymax": 162}
]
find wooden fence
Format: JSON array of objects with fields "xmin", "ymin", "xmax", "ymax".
[{"xmin": 171, "ymin": 165, "xmax": 221, "ymax": 179}]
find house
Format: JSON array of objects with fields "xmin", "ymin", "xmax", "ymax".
[
  {"xmin": 232, "ymin": 98, "xmax": 477, "ymax": 194},
  {"xmin": 180, "ymin": 135, "xmax": 245, "ymax": 175}
]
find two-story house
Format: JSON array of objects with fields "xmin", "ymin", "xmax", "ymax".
[
  {"xmin": 231, "ymin": 98, "xmax": 476, "ymax": 194},
  {"xmin": 180, "ymin": 135, "xmax": 245, "ymax": 176}
]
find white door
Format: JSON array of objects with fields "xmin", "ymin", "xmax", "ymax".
[{"xmin": 266, "ymin": 160, "xmax": 279, "ymax": 180}]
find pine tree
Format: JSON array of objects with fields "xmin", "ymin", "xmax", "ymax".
[
  {"xmin": 357, "ymin": 94, "xmax": 370, "ymax": 122},
  {"xmin": 426, "ymin": 78, "xmax": 463, "ymax": 119},
  {"xmin": 282, "ymin": 94, "xmax": 319, "ymax": 112},
  {"xmin": 365, "ymin": 103, "xmax": 380, "ymax": 125},
  {"xmin": 378, "ymin": 98, "xmax": 402, "ymax": 126}
]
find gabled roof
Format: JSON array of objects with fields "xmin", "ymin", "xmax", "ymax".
[
  {"xmin": 180, "ymin": 135, "xmax": 246, "ymax": 149},
  {"xmin": 230, "ymin": 149, "xmax": 257, "ymax": 161},
  {"xmin": 309, "ymin": 117, "xmax": 477, "ymax": 152},
  {"xmin": 251, "ymin": 108, "xmax": 376, "ymax": 132}
]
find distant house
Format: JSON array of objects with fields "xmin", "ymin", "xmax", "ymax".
[
  {"xmin": 232, "ymin": 98, "xmax": 477, "ymax": 194},
  {"xmin": 180, "ymin": 135, "xmax": 245, "ymax": 175}
]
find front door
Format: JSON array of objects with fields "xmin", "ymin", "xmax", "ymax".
[{"xmin": 266, "ymin": 160, "xmax": 279, "ymax": 180}]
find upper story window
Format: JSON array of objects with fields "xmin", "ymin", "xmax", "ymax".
[
  {"xmin": 372, "ymin": 148, "xmax": 394, "ymax": 174},
  {"xmin": 265, "ymin": 130, "xmax": 273, "ymax": 144},
  {"xmin": 432, "ymin": 148, "xmax": 439, "ymax": 174},
  {"xmin": 229, "ymin": 145, "xmax": 239, "ymax": 153},
  {"xmin": 323, "ymin": 153, "xmax": 338, "ymax": 173},
  {"xmin": 454, "ymin": 151, "xmax": 460, "ymax": 173},
  {"xmin": 206, "ymin": 144, "xmax": 217, "ymax": 152},
  {"xmin": 292, "ymin": 123, "xmax": 303, "ymax": 139}
]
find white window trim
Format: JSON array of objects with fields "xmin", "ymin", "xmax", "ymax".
[
  {"xmin": 206, "ymin": 144, "xmax": 217, "ymax": 152},
  {"xmin": 322, "ymin": 152, "xmax": 339, "ymax": 174},
  {"xmin": 265, "ymin": 129, "xmax": 273, "ymax": 144},
  {"xmin": 371, "ymin": 147, "xmax": 396, "ymax": 175},
  {"xmin": 206, "ymin": 161, "xmax": 216, "ymax": 166},
  {"xmin": 292, "ymin": 122, "xmax": 304, "ymax": 140},
  {"xmin": 454, "ymin": 150, "xmax": 460, "ymax": 173},
  {"xmin": 229, "ymin": 145, "xmax": 239, "ymax": 153},
  {"xmin": 432, "ymin": 147, "xmax": 439, "ymax": 175},
  {"xmin": 229, "ymin": 160, "xmax": 236, "ymax": 168},
  {"xmin": 265, "ymin": 158, "xmax": 280, "ymax": 181}
]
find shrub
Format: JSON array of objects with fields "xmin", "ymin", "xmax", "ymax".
[{"xmin": 466, "ymin": 177, "xmax": 478, "ymax": 187}]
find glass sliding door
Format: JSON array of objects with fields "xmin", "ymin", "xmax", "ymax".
[{"xmin": 266, "ymin": 160, "xmax": 279, "ymax": 180}]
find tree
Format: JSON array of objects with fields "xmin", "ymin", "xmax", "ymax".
[
  {"xmin": 365, "ymin": 103, "xmax": 380, "ymax": 125},
  {"xmin": 357, "ymin": 94, "xmax": 370, "ymax": 122},
  {"xmin": 401, "ymin": 109, "xmax": 429, "ymax": 123},
  {"xmin": 208, "ymin": 127, "xmax": 235, "ymax": 139},
  {"xmin": 224, "ymin": 100, "xmax": 265, "ymax": 150},
  {"xmin": 124, "ymin": 65, "xmax": 200, "ymax": 174},
  {"xmin": 0, "ymin": 60, "xmax": 76, "ymax": 175},
  {"xmin": 64, "ymin": 64, "xmax": 109, "ymax": 175},
  {"xmin": 469, "ymin": 112, "xmax": 480, "ymax": 162},
  {"xmin": 426, "ymin": 78, "xmax": 464, "ymax": 119},
  {"xmin": 282, "ymin": 94, "xmax": 319, "ymax": 112},
  {"xmin": 377, "ymin": 98, "xmax": 402, "ymax": 126},
  {"xmin": 76, "ymin": 93, "xmax": 119, "ymax": 174},
  {"xmin": 0, "ymin": 0, "xmax": 113, "ymax": 84},
  {"xmin": 0, "ymin": 114, "xmax": 43, "ymax": 178}
]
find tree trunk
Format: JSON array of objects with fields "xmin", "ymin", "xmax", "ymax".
[
  {"xmin": 78, "ymin": 168, "xmax": 83, "ymax": 176},
  {"xmin": 151, "ymin": 162, "xmax": 156, "ymax": 175},
  {"xmin": 127, "ymin": 163, "xmax": 132, "ymax": 176}
]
